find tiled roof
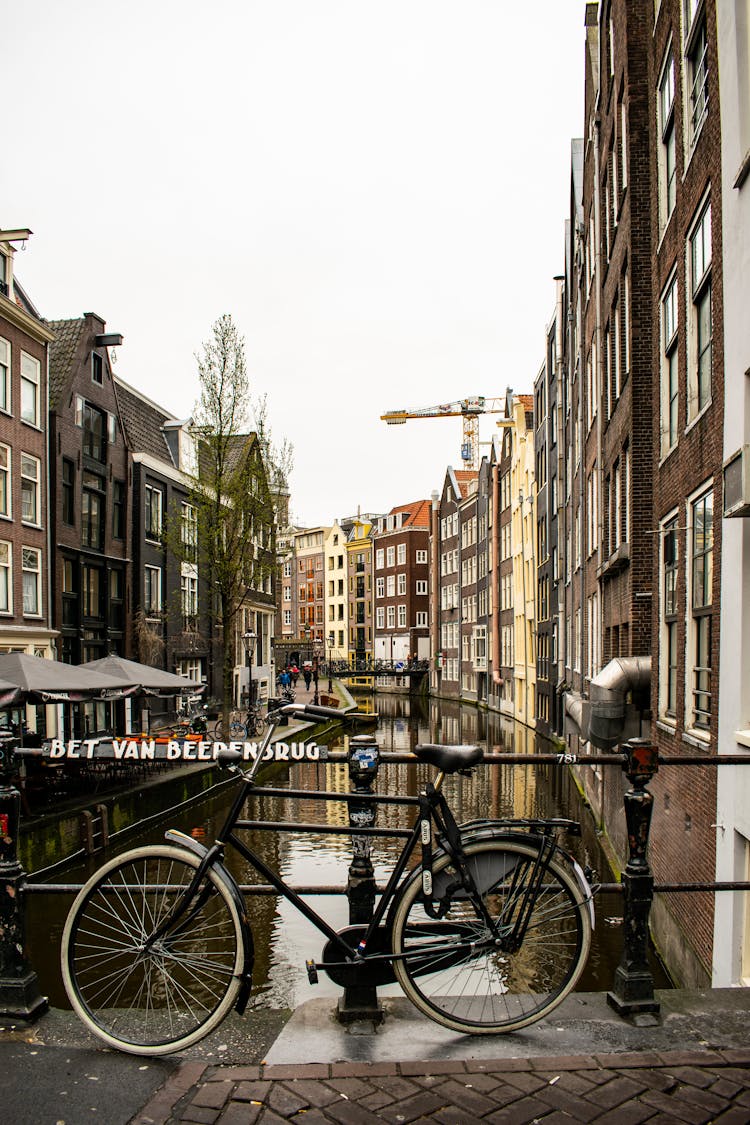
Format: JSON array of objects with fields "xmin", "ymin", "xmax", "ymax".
[
  {"xmin": 389, "ymin": 498, "xmax": 431, "ymax": 528},
  {"xmin": 47, "ymin": 318, "xmax": 86, "ymax": 409},
  {"xmin": 114, "ymin": 377, "xmax": 177, "ymax": 465},
  {"xmin": 454, "ymin": 469, "xmax": 478, "ymax": 499}
]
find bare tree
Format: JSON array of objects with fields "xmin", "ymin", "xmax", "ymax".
[{"xmin": 173, "ymin": 315, "xmax": 290, "ymax": 722}]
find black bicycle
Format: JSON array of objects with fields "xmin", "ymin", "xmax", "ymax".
[{"xmin": 61, "ymin": 702, "xmax": 594, "ymax": 1055}]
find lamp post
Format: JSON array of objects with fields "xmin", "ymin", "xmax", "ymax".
[
  {"xmin": 243, "ymin": 629, "xmax": 256, "ymax": 708},
  {"xmin": 328, "ymin": 630, "xmax": 335, "ymax": 694}
]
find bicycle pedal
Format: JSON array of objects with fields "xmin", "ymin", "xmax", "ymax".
[{"xmin": 306, "ymin": 959, "xmax": 319, "ymax": 984}]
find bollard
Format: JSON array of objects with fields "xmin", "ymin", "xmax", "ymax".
[
  {"xmin": 0, "ymin": 745, "xmax": 48, "ymax": 1022},
  {"xmin": 607, "ymin": 738, "xmax": 661, "ymax": 1018},
  {"xmin": 337, "ymin": 733, "xmax": 384, "ymax": 1024}
]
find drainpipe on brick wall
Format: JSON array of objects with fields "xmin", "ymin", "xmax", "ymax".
[
  {"xmin": 430, "ymin": 491, "xmax": 440, "ymax": 694},
  {"xmin": 491, "ymin": 463, "xmax": 502, "ymax": 688},
  {"xmin": 554, "ymin": 278, "xmax": 566, "ymax": 703}
]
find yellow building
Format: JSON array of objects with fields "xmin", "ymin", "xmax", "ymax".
[{"xmin": 509, "ymin": 394, "xmax": 537, "ymax": 729}]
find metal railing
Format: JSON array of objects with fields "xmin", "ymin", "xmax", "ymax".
[{"xmin": 2, "ymin": 736, "xmax": 750, "ymax": 1025}]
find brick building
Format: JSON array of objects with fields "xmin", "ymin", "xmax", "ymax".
[
  {"xmin": 0, "ymin": 233, "xmax": 56, "ymax": 663},
  {"xmin": 372, "ymin": 500, "xmax": 430, "ymax": 665}
]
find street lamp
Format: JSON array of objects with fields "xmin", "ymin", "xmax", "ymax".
[
  {"xmin": 243, "ymin": 629, "xmax": 256, "ymax": 708},
  {"xmin": 328, "ymin": 630, "xmax": 335, "ymax": 694}
]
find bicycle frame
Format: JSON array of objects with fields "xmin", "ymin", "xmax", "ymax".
[{"xmin": 153, "ymin": 703, "xmax": 574, "ymax": 985}]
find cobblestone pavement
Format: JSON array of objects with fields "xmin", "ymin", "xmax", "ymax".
[{"xmin": 135, "ymin": 1048, "xmax": 750, "ymax": 1124}]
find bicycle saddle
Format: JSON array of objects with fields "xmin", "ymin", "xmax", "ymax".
[{"xmin": 413, "ymin": 743, "xmax": 483, "ymax": 772}]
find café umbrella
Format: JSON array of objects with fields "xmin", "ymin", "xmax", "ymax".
[
  {"xmin": 0, "ymin": 653, "xmax": 137, "ymax": 704},
  {"xmin": 80, "ymin": 654, "xmax": 204, "ymax": 696}
]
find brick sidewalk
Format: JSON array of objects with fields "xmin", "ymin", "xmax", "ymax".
[{"xmin": 136, "ymin": 1048, "xmax": 750, "ymax": 1124}]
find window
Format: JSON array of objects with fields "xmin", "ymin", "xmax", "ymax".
[
  {"xmin": 0, "ymin": 337, "xmax": 9, "ymax": 412},
  {"xmin": 416, "ymin": 549, "xmax": 428, "ymax": 564},
  {"xmin": 689, "ymin": 487, "xmax": 713, "ymax": 730},
  {"xmin": 386, "ymin": 605, "xmax": 395, "ymax": 628},
  {"xmin": 0, "ymin": 445, "xmax": 9, "ymax": 517},
  {"xmin": 397, "ymin": 573, "xmax": 406, "ymax": 595},
  {"xmin": 145, "ymin": 485, "xmax": 163, "ymax": 540},
  {"xmin": 386, "ymin": 575, "xmax": 395, "ymax": 597},
  {"xmin": 375, "ymin": 607, "xmax": 385, "ymax": 629},
  {"xmin": 688, "ymin": 200, "xmax": 712, "ymax": 419},
  {"xmin": 180, "ymin": 501, "xmax": 196, "ymax": 557},
  {"xmin": 22, "ymin": 547, "xmax": 41, "ymax": 615},
  {"xmin": 376, "ymin": 576, "xmax": 384, "ymax": 598},
  {"xmin": 658, "ymin": 47, "xmax": 677, "ymax": 223},
  {"xmin": 397, "ymin": 543, "xmax": 406, "ymax": 565},
  {"xmin": 686, "ymin": 10, "xmax": 708, "ymax": 143},
  {"xmin": 398, "ymin": 605, "xmax": 407, "ymax": 628},
  {"xmin": 386, "ymin": 545, "xmax": 395, "ymax": 567},
  {"xmin": 144, "ymin": 566, "xmax": 162, "ymax": 615},
  {"xmin": 109, "ymin": 567, "xmax": 125, "ymax": 630},
  {"xmin": 92, "ymin": 352, "xmax": 103, "ymax": 385},
  {"xmin": 661, "ymin": 273, "xmax": 679, "ymax": 456},
  {"xmin": 62, "ymin": 458, "xmax": 75, "ymax": 525},
  {"xmin": 20, "ymin": 352, "xmax": 40, "ymax": 426},
  {"xmin": 77, "ymin": 398, "xmax": 106, "ymax": 461},
  {"xmin": 416, "ymin": 611, "xmax": 428, "ymax": 628},
  {"xmin": 82, "ymin": 564, "xmax": 103, "ymax": 619},
  {"xmin": 416, "ymin": 579, "xmax": 428, "ymax": 595},
  {"xmin": 112, "ymin": 479, "xmax": 125, "ymax": 538},
  {"xmin": 662, "ymin": 515, "xmax": 679, "ymax": 719},
  {"xmin": 0, "ymin": 542, "xmax": 11, "ymax": 612},
  {"xmin": 375, "ymin": 549, "xmax": 384, "ymax": 569},
  {"xmin": 21, "ymin": 454, "xmax": 40, "ymax": 525},
  {"xmin": 81, "ymin": 470, "xmax": 105, "ymax": 549},
  {"xmin": 181, "ymin": 562, "xmax": 198, "ymax": 621},
  {"xmin": 283, "ymin": 609, "xmax": 292, "ymax": 627}
]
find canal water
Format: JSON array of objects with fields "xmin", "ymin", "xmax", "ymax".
[{"xmin": 27, "ymin": 694, "xmax": 671, "ymax": 1011}]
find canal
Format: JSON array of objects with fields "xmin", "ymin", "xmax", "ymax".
[{"xmin": 27, "ymin": 694, "xmax": 671, "ymax": 1011}]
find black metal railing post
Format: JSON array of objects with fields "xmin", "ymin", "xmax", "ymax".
[
  {"xmin": 338, "ymin": 733, "xmax": 384, "ymax": 1024},
  {"xmin": 0, "ymin": 746, "xmax": 47, "ymax": 1021},
  {"xmin": 607, "ymin": 737, "xmax": 661, "ymax": 1018}
]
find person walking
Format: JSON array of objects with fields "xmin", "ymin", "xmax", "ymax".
[
  {"xmin": 290, "ymin": 663, "xmax": 299, "ymax": 687},
  {"xmin": 303, "ymin": 667, "xmax": 312, "ymax": 691}
]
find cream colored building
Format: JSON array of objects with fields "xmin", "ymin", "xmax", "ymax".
[
  {"xmin": 509, "ymin": 394, "xmax": 537, "ymax": 729},
  {"xmin": 323, "ymin": 522, "xmax": 347, "ymax": 661}
]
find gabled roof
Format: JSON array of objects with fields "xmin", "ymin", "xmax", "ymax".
[
  {"xmin": 47, "ymin": 317, "xmax": 87, "ymax": 409},
  {"xmin": 114, "ymin": 377, "xmax": 179, "ymax": 466}
]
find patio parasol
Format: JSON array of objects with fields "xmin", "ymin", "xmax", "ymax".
[
  {"xmin": 0, "ymin": 653, "xmax": 137, "ymax": 704},
  {"xmin": 80, "ymin": 655, "xmax": 204, "ymax": 696}
]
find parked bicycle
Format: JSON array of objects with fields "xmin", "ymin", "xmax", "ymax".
[
  {"xmin": 156, "ymin": 696, "xmax": 208, "ymax": 738},
  {"xmin": 61, "ymin": 701, "xmax": 596, "ymax": 1056}
]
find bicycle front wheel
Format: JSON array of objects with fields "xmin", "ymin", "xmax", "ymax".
[
  {"xmin": 61, "ymin": 845, "xmax": 245, "ymax": 1055},
  {"xmin": 392, "ymin": 838, "xmax": 591, "ymax": 1034}
]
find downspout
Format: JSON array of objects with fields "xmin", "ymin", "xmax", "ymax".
[
  {"xmin": 491, "ymin": 463, "xmax": 502, "ymax": 688},
  {"xmin": 45, "ymin": 344, "xmax": 54, "ymax": 654},
  {"xmin": 430, "ymin": 491, "xmax": 440, "ymax": 694},
  {"xmin": 577, "ymin": 233, "xmax": 586, "ymax": 689},
  {"xmin": 554, "ymin": 279, "xmax": 566, "ymax": 702},
  {"xmin": 593, "ymin": 110, "xmax": 605, "ymax": 664}
]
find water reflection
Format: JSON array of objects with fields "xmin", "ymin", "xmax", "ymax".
[{"xmin": 27, "ymin": 695, "xmax": 669, "ymax": 1012}]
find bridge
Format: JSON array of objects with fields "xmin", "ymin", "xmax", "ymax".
[{"xmin": 330, "ymin": 660, "xmax": 429, "ymax": 689}]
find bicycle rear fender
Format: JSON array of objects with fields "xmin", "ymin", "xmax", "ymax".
[
  {"xmin": 165, "ymin": 829, "xmax": 256, "ymax": 1011},
  {"xmin": 457, "ymin": 824, "xmax": 596, "ymax": 930},
  {"xmin": 388, "ymin": 826, "xmax": 595, "ymax": 931}
]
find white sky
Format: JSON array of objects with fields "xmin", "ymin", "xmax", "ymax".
[{"xmin": 4, "ymin": 0, "xmax": 585, "ymax": 527}]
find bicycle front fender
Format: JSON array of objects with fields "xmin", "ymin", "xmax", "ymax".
[{"xmin": 165, "ymin": 829, "xmax": 255, "ymax": 1010}]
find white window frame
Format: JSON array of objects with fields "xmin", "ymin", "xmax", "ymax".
[
  {"xmin": 375, "ymin": 607, "xmax": 385, "ymax": 629},
  {"xmin": 397, "ymin": 573, "xmax": 406, "ymax": 596},
  {"xmin": 685, "ymin": 482, "xmax": 713, "ymax": 736},
  {"xmin": 145, "ymin": 485, "xmax": 163, "ymax": 540},
  {"xmin": 397, "ymin": 604, "xmax": 407, "ymax": 628},
  {"xmin": 144, "ymin": 565, "xmax": 162, "ymax": 616},
  {"xmin": 415, "ymin": 549, "xmax": 428, "ymax": 564},
  {"xmin": 386, "ymin": 545, "xmax": 395, "ymax": 567},
  {"xmin": 180, "ymin": 561, "xmax": 198, "ymax": 618},
  {"xmin": 0, "ymin": 444, "xmax": 10, "ymax": 518},
  {"xmin": 386, "ymin": 605, "xmax": 395, "ymax": 629},
  {"xmin": 22, "ymin": 546, "xmax": 41, "ymax": 616},
  {"xmin": 660, "ymin": 270, "xmax": 679, "ymax": 457},
  {"xmin": 659, "ymin": 509, "xmax": 680, "ymax": 724},
  {"xmin": 375, "ymin": 548, "xmax": 384, "ymax": 570},
  {"xmin": 386, "ymin": 575, "xmax": 395, "ymax": 597},
  {"xmin": 687, "ymin": 197, "xmax": 712, "ymax": 423},
  {"xmin": 0, "ymin": 337, "xmax": 10, "ymax": 413},
  {"xmin": 20, "ymin": 352, "xmax": 40, "ymax": 427},
  {"xmin": 416, "ymin": 579, "xmax": 428, "ymax": 595},
  {"xmin": 376, "ymin": 576, "xmax": 384, "ymax": 598},
  {"xmin": 20, "ymin": 453, "xmax": 41, "ymax": 526},
  {"xmin": 397, "ymin": 542, "xmax": 406, "ymax": 565},
  {"xmin": 658, "ymin": 45, "xmax": 677, "ymax": 226},
  {"xmin": 0, "ymin": 540, "xmax": 11, "ymax": 613},
  {"xmin": 415, "ymin": 611, "xmax": 428, "ymax": 628}
]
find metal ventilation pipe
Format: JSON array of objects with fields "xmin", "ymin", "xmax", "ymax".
[{"xmin": 587, "ymin": 656, "xmax": 651, "ymax": 748}]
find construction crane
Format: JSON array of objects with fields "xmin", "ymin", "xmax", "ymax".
[{"xmin": 380, "ymin": 395, "xmax": 507, "ymax": 471}]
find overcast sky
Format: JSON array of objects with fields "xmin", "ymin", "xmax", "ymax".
[{"xmin": 4, "ymin": 0, "xmax": 585, "ymax": 527}]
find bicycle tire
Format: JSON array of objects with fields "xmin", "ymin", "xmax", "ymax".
[
  {"xmin": 391, "ymin": 837, "xmax": 591, "ymax": 1034},
  {"xmin": 61, "ymin": 844, "xmax": 245, "ymax": 1056},
  {"xmin": 229, "ymin": 718, "xmax": 247, "ymax": 739}
]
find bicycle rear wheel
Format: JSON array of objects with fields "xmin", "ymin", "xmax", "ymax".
[
  {"xmin": 391, "ymin": 837, "xmax": 591, "ymax": 1034},
  {"xmin": 61, "ymin": 845, "xmax": 245, "ymax": 1055}
]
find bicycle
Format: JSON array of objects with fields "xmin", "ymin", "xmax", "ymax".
[{"xmin": 61, "ymin": 701, "xmax": 595, "ymax": 1056}]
